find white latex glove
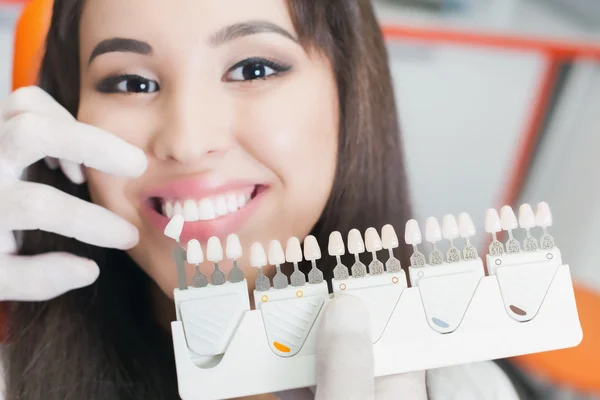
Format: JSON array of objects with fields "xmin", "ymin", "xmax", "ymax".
[
  {"xmin": 314, "ymin": 295, "xmax": 428, "ymax": 400},
  {"xmin": 0, "ymin": 86, "xmax": 148, "ymax": 301}
]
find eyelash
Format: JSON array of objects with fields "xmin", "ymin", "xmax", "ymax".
[{"xmin": 95, "ymin": 57, "xmax": 292, "ymax": 94}]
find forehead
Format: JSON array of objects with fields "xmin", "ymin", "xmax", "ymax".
[{"xmin": 79, "ymin": 0, "xmax": 295, "ymax": 51}]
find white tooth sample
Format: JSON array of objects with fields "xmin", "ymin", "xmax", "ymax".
[
  {"xmin": 347, "ymin": 229, "xmax": 367, "ymax": 277},
  {"xmin": 164, "ymin": 201, "xmax": 174, "ymax": 219},
  {"xmin": 251, "ymin": 242, "xmax": 270, "ymax": 291},
  {"xmin": 214, "ymin": 197, "xmax": 228, "ymax": 216},
  {"xmin": 519, "ymin": 203, "xmax": 538, "ymax": 251},
  {"xmin": 226, "ymin": 194, "xmax": 238, "ymax": 213},
  {"xmin": 269, "ymin": 240, "xmax": 288, "ymax": 289},
  {"xmin": 226, "ymin": 234, "xmax": 243, "ymax": 259},
  {"xmin": 405, "ymin": 219, "xmax": 426, "ymax": 267},
  {"xmin": 207, "ymin": 236, "xmax": 226, "ymax": 285},
  {"xmin": 536, "ymin": 201, "xmax": 555, "ymax": 249},
  {"xmin": 443, "ymin": 214, "xmax": 461, "ymax": 262},
  {"xmin": 173, "ymin": 201, "xmax": 183, "ymax": 216},
  {"xmin": 206, "ymin": 236, "xmax": 224, "ymax": 262},
  {"xmin": 226, "ymin": 234, "xmax": 244, "ymax": 283},
  {"xmin": 186, "ymin": 239, "xmax": 204, "ymax": 264},
  {"xmin": 286, "ymin": 237, "xmax": 306, "ymax": 287},
  {"xmin": 164, "ymin": 214, "xmax": 184, "ymax": 240},
  {"xmin": 365, "ymin": 227, "xmax": 384, "ymax": 274},
  {"xmin": 381, "ymin": 224, "xmax": 401, "ymax": 272},
  {"xmin": 268, "ymin": 240, "xmax": 286, "ymax": 265},
  {"xmin": 486, "ymin": 208, "xmax": 505, "ymax": 256},
  {"xmin": 237, "ymin": 194, "xmax": 247, "ymax": 208},
  {"xmin": 425, "ymin": 217, "xmax": 443, "ymax": 265},
  {"xmin": 500, "ymin": 205, "xmax": 520, "ymax": 253},
  {"xmin": 329, "ymin": 231, "xmax": 349, "ymax": 280},
  {"xmin": 458, "ymin": 212, "xmax": 478, "ymax": 260},
  {"xmin": 183, "ymin": 199, "xmax": 199, "ymax": 221},
  {"xmin": 304, "ymin": 235, "xmax": 324, "ymax": 283},
  {"xmin": 197, "ymin": 198, "xmax": 216, "ymax": 220},
  {"xmin": 381, "ymin": 224, "xmax": 399, "ymax": 249}
]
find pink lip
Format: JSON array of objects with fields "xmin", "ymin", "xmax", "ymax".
[{"xmin": 141, "ymin": 177, "xmax": 268, "ymax": 243}]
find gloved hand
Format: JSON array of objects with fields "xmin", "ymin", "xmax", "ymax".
[
  {"xmin": 0, "ymin": 86, "xmax": 148, "ymax": 301},
  {"xmin": 315, "ymin": 295, "xmax": 428, "ymax": 400}
]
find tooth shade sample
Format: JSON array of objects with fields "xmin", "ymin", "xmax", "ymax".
[
  {"xmin": 347, "ymin": 229, "xmax": 366, "ymax": 254},
  {"xmin": 268, "ymin": 240, "xmax": 286, "ymax": 265},
  {"xmin": 206, "ymin": 237, "xmax": 224, "ymax": 262},
  {"xmin": 303, "ymin": 235, "xmax": 321, "ymax": 260},
  {"xmin": 186, "ymin": 239, "xmax": 203, "ymax": 264},
  {"xmin": 285, "ymin": 237, "xmax": 303, "ymax": 263},
  {"xmin": 365, "ymin": 227, "xmax": 383, "ymax": 252},
  {"xmin": 442, "ymin": 215, "xmax": 459, "ymax": 240},
  {"xmin": 164, "ymin": 214, "xmax": 184, "ymax": 240},
  {"xmin": 328, "ymin": 231, "xmax": 345, "ymax": 256},
  {"xmin": 500, "ymin": 206, "xmax": 518, "ymax": 231},
  {"xmin": 485, "ymin": 209, "xmax": 502, "ymax": 233},
  {"xmin": 425, "ymin": 217, "xmax": 442, "ymax": 243},
  {"xmin": 458, "ymin": 213, "xmax": 476, "ymax": 238},
  {"xmin": 251, "ymin": 242, "xmax": 267, "ymax": 268},
  {"xmin": 536, "ymin": 202, "xmax": 553, "ymax": 227},
  {"xmin": 381, "ymin": 224, "xmax": 399, "ymax": 249},
  {"xmin": 518, "ymin": 204, "xmax": 536, "ymax": 229},
  {"xmin": 404, "ymin": 220, "xmax": 422, "ymax": 245},
  {"xmin": 226, "ymin": 234, "xmax": 242, "ymax": 259}
]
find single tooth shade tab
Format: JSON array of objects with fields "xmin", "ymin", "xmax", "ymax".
[
  {"xmin": 206, "ymin": 237, "xmax": 224, "ymax": 262},
  {"xmin": 458, "ymin": 213, "xmax": 476, "ymax": 238},
  {"xmin": 442, "ymin": 215, "xmax": 459, "ymax": 240},
  {"xmin": 328, "ymin": 231, "xmax": 345, "ymax": 256},
  {"xmin": 250, "ymin": 242, "xmax": 267, "ymax": 268},
  {"xmin": 404, "ymin": 220, "xmax": 422, "ymax": 245},
  {"xmin": 425, "ymin": 217, "xmax": 442, "ymax": 243},
  {"xmin": 186, "ymin": 239, "xmax": 203, "ymax": 264},
  {"xmin": 381, "ymin": 224, "xmax": 399, "ymax": 249},
  {"xmin": 268, "ymin": 240, "xmax": 286, "ymax": 265},
  {"xmin": 303, "ymin": 235, "xmax": 322, "ymax": 260},
  {"xmin": 285, "ymin": 237, "xmax": 303, "ymax": 263},
  {"xmin": 347, "ymin": 229, "xmax": 366, "ymax": 254},
  {"xmin": 365, "ymin": 227, "xmax": 383, "ymax": 252},
  {"xmin": 536, "ymin": 201, "xmax": 553, "ymax": 227},
  {"xmin": 226, "ymin": 234, "xmax": 243, "ymax": 259},
  {"xmin": 500, "ymin": 206, "xmax": 518, "ymax": 231},
  {"xmin": 164, "ymin": 214, "xmax": 184, "ymax": 240},
  {"xmin": 518, "ymin": 204, "xmax": 537, "ymax": 229},
  {"xmin": 485, "ymin": 209, "xmax": 502, "ymax": 233}
]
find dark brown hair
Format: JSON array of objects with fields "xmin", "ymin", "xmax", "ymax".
[{"xmin": 4, "ymin": 0, "xmax": 412, "ymax": 398}]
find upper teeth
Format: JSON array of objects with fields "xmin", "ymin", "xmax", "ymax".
[{"xmin": 162, "ymin": 193, "xmax": 250, "ymax": 222}]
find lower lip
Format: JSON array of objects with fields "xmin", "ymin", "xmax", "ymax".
[{"xmin": 142, "ymin": 188, "xmax": 267, "ymax": 244}]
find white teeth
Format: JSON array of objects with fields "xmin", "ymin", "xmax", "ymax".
[
  {"xmin": 226, "ymin": 234, "xmax": 243, "ymax": 259},
  {"xmin": 159, "ymin": 190, "xmax": 254, "ymax": 222},
  {"xmin": 186, "ymin": 239, "xmax": 204, "ymax": 264},
  {"xmin": 285, "ymin": 237, "xmax": 303, "ymax": 263},
  {"xmin": 214, "ymin": 197, "xmax": 228, "ymax": 216},
  {"xmin": 198, "ymin": 199, "xmax": 216, "ymax": 220},
  {"xmin": 381, "ymin": 224, "xmax": 399, "ymax": 249},
  {"xmin": 303, "ymin": 235, "xmax": 321, "ymax": 261},
  {"xmin": 164, "ymin": 215, "xmax": 184, "ymax": 240},
  {"xmin": 227, "ymin": 194, "xmax": 238, "ymax": 213},
  {"xmin": 365, "ymin": 227, "xmax": 383, "ymax": 253},
  {"xmin": 268, "ymin": 240, "xmax": 286, "ymax": 265},
  {"xmin": 206, "ymin": 236, "xmax": 223, "ymax": 262},
  {"xmin": 183, "ymin": 200, "xmax": 198, "ymax": 221}
]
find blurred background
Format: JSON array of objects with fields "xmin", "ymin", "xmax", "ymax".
[{"xmin": 0, "ymin": 0, "xmax": 598, "ymax": 398}]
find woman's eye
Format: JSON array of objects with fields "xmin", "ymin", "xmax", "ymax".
[
  {"xmin": 225, "ymin": 58, "xmax": 291, "ymax": 82},
  {"xmin": 96, "ymin": 74, "xmax": 160, "ymax": 94}
]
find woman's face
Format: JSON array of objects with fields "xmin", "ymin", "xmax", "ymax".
[{"xmin": 77, "ymin": 0, "xmax": 339, "ymax": 298}]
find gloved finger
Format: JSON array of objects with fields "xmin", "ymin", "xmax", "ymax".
[
  {"xmin": 44, "ymin": 157, "xmax": 60, "ymax": 170},
  {"xmin": 0, "ymin": 252, "xmax": 99, "ymax": 301},
  {"xmin": 0, "ymin": 230, "xmax": 17, "ymax": 254},
  {"xmin": 0, "ymin": 180, "xmax": 139, "ymax": 250},
  {"xmin": 59, "ymin": 158, "xmax": 86, "ymax": 184},
  {"xmin": 1, "ymin": 86, "xmax": 73, "ymax": 122},
  {"xmin": 0, "ymin": 112, "xmax": 147, "ymax": 177},
  {"xmin": 315, "ymin": 295, "xmax": 375, "ymax": 400},
  {"xmin": 375, "ymin": 371, "xmax": 428, "ymax": 400}
]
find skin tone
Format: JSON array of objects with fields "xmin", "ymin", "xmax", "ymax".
[{"xmin": 78, "ymin": 0, "xmax": 338, "ymax": 329}]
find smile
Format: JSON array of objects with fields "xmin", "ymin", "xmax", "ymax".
[{"xmin": 156, "ymin": 189, "xmax": 255, "ymax": 222}]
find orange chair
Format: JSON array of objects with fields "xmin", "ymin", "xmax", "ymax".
[{"xmin": 4, "ymin": 0, "xmax": 600, "ymax": 394}]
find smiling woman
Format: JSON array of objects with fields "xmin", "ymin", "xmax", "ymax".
[{"xmin": 1, "ymin": 0, "xmax": 519, "ymax": 399}]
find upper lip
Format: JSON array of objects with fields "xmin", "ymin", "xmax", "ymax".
[{"xmin": 142, "ymin": 176, "xmax": 263, "ymax": 201}]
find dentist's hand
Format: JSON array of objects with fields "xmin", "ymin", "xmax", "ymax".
[
  {"xmin": 315, "ymin": 295, "xmax": 428, "ymax": 400},
  {"xmin": 0, "ymin": 86, "xmax": 148, "ymax": 301}
]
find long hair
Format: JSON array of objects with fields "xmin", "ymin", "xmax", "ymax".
[{"xmin": 4, "ymin": 0, "xmax": 412, "ymax": 398}]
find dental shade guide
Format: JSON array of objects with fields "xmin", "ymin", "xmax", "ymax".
[{"xmin": 167, "ymin": 202, "xmax": 583, "ymax": 400}]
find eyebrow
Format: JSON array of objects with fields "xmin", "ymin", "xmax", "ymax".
[
  {"xmin": 208, "ymin": 20, "xmax": 298, "ymax": 46},
  {"xmin": 88, "ymin": 38, "xmax": 152, "ymax": 65}
]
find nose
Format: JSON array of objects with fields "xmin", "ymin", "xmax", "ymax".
[{"xmin": 152, "ymin": 87, "xmax": 234, "ymax": 163}]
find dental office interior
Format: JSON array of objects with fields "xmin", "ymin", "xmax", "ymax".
[{"xmin": 0, "ymin": 0, "xmax": 599, "ymax": 398}]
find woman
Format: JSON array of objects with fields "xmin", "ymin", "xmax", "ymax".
[{"xmin": 0, "ymin": 0, "xmax": 521, "ymax": 398}]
